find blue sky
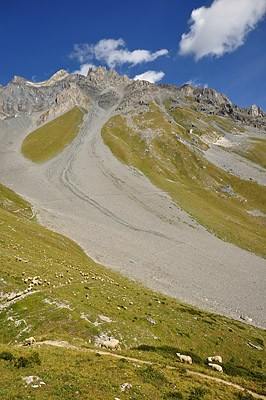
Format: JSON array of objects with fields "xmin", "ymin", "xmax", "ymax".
[{"xmin": 1, "ymin": 0, "xmax": 266, "ymax": 110}]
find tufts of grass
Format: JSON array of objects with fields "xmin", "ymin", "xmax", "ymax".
[
  {"xmin": 136, "ymin": 364, "xmax": 168, "ymax": 384},
  {"xmin": 188, "ymin": 387, "xmax": 208, "ymax": 400},
  {"xmin": 22, "ymin": 106, "xmax": 84, "ymax": 163}
]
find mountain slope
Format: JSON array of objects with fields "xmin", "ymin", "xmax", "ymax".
[
  {"xmin": 0, "ymin": 67, "xmax": 265, "ymax": 329},
  {"xmin": 102, "ymin": 102, "xmax": 266, "ymax": 257},
  {"xmin": 1, "ymin": 183, "xmax": 266, "ymax": 399}
]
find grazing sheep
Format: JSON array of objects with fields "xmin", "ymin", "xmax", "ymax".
[
  {"xmin": 207, "ymin": 356, "xmax": 223, "ymax": 363},
  {"xmin": 208, "ymin": 363, "xmax": 223, "ymax": 372},
  {"xmin": 100, "ymin": 339, "xmax": 121, "ymax": 350},
  {"xmin": 24, "ymin": 337, "xmax": 36, "ymax": 346},
  {"xmin": 176, "ymin": 352, "xmax": 192, "ymax": 364}
]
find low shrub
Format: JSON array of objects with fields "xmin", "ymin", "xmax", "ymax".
[
  {"xmin": 188, "ymin": 387, "xmax": 208, "ymax": 399},
  {"xmin": 236, "ymin": 391, "xmax": 255, "ymax": 399},
  {"xmin": 14, "ymin": 351, "xmax": 41, "ymax": 368},
  {"xmin": 137, "ymin": 365, "xmax": 167, "ymax": 383},
  {"xmin": 0, "ymin": 351, "xmax": 14, "ymax": 361},
  {"xmin": 164, "ymin": 391, "xmax": 184, "ymax": 399}
]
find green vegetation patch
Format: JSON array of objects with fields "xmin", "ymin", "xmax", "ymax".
[
  {"xmin": 233, "ymin": 138, "xmax": 266, "ymax": 169},
  {"xmin": 0, "ymin": 183, "xmax": 32, "ymax": 219},
  {"xmin": 22, "ymin": 106, "xmax": 84, "ymax": 163}
]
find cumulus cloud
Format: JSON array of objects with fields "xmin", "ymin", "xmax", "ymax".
[
  {"xmin": 179, "ymin": 0, "xmax": 266, "ymax": 60},
  {"xmin": 134, "ymin": 70, "xmax": 165, "ymax": 83},
  {"xmin": 70, "ymin": 38, "xmax": 168, "ymax": 68},
  {"xmin": 72, "ymin": 63, "xmax": 96, "ymax": 76}
]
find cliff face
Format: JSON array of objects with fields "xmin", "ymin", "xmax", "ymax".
[
  {"xmin": 0, "ymin": 66, "xmax": 265, "ymax": 131},
  {"xmin": 0, "ymin": 71, "xmax": 70, "ymax": 119},
  {"xmin": 179, "ymin": 84, "xmax": 232, "ymax": 106}
]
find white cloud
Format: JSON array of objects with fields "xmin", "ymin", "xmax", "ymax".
[
  {"xmin": 70, "ymin": 44, "xmax": 93, "ymax": 63},
  {"xmin": 72, "ymin": 63, "xmax": 96, "ymax": 76},
  {"xmin": 70, "ymin": 38, "xmax": 168, "ymax": 68},
  {"xmin": 179, "ymin": 0, "xmax": 266, "ymax": 60},
  {"xmin": 185, "ymin": 78, "xmax": 208, "ymax": 88},
  {"xmin": 134, "ymin": 70, "xmax": 165, "ymax": 83}
]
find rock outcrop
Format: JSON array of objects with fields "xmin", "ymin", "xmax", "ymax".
[{"xmin": 180, "ymin": 84, "xmax": 232, "ymax": 107}]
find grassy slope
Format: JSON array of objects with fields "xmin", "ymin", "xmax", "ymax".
[
  {"xmin": 232, "ymin": 138, "xmax": 266, "ymax": 170},
  {"xmin": 0, "ymin": 345, "xmax": 248, "ymax": 400},
  {"xmin": 22, "ymin": 106, "xmax": 84, "ymax": 163},
  {"xmin": 1, "ymin": 184, "xmax": 266, "ymax": 398},
  {"xmin": 101, "ymin": 102, "xmax": 266, "ymax": 258}
]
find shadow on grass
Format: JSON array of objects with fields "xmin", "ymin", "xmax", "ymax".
[{"xmin": 134, "ymin": 344, "xmax": 203, "ymax": 365}]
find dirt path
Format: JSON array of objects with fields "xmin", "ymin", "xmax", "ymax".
[{"xmin": 35, "ymin": 340, "xmax": 266, "ymax": 400}]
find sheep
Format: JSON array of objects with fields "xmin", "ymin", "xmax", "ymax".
[
  {"xmin": 100, "ymin": 339, "xmax": 121, "ymax": 351},
  {"xmin": 24, "ymin": 337, "xmax": 36, "ymax": 346},
  {"xmin": 176, "ymin": 352, "xmax": 192, "ymax": 364},
  {"xmin": 208, "ymin": 363, "xmax": 223, "ymax": 372},
  {"xmin": 207, "ymin": 355, "xmax": 223, "ymax": 363}
]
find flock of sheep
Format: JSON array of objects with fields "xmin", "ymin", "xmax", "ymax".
[
  {"xmin": 176, "ymin": 352, "xmax": 223, "ymax": 372},
  {"xmin": 20, "ymin": 261, "xmax": 224, "ymax": 375},
  {"xmin": 24, "ymin": 336, "xmax": 223, "ymax": 372}
]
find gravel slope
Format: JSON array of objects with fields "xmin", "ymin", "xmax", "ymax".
[{"xmin": 0, "ymin": 105, "xmax": 266, "ymax": 328}]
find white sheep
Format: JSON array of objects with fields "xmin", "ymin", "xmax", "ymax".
[
  {"xmin": 100, "ymin": 339, "xmax": 121, "ymax": 350},
  {"xmin": 24, "ymin": 337, "xmax": 36, "ymax": 345},
  {"xmin": 207, "ymin": 356, "xmax": 223, "ymax": 363},
  {"xmin": 176, "ymin": 352, "xmax": 192, "ymax": 364},
  {"xmin": 208, "ymin": 363, "xmax": 223, "ymax": 372}
]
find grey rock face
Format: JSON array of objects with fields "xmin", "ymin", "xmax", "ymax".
[
  {"xmin": 0, "ymin": 67, "xmax": 133, "ymax": 121},
  {"xmin": 180, "ymin": 84, "xmax": 232, "ymax": 107},
  {"xmin": 86, "ymin": 66, "xmax": 132, "ymax": 88},
  {"xmin": 0, "ymin": 66, "xmax": 265, "ymax": 133},
  {"xmin": 250, "ymin": 104, "xmax": 259, "ymax": 117},
  {"xmin": 250, "ymin": 104, "xmax": 265, "ymax": 118},
  {"xmin": 0, "ymin": 73, "xmax": 69, "ymax": 119},
  {"xmin": 219, "ymin": 185, "xmax": 235, "ymax": 196}
]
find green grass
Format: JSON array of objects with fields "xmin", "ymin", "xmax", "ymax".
[
  {"xmin": 102, "ymin": 104, "xmax": 266, "ymax": 258},
  {"xmin": 22, "ymin": 106, "xmax": 84, "ymax": 163},
  {"xmin": 232, "ymin": 138, "xmax": 266, "ymax": 169},
  {"xmin": 1, "ymin": 183, "xmax": 266, "ymax": 397}
]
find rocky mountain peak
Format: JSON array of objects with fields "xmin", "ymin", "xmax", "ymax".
[
  {"xmin": 11, "ymin": 76, "xmax": 27, "ymax": 85},
  {"xmin": 249, "ymin": 104, "xmax": 265, "ymax": 117},
  {"xmin": 86, "ymin": 66, "xmax": 132, "ymax": 88},
  {"xmin": 8, "ymin": 70, "xmax": 69, "ymax": 88},
  {"xmin": 47, "ymin": 69, "xmax": 69, "ymax": 84}
]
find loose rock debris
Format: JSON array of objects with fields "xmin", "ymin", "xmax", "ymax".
[
  {"xmin": 22, "ymin": 376, "xmax": 46, "ymax": 388},
  {"xmin": 120, "ymin": 383, "xmax": 132, "ymax": 392}
]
